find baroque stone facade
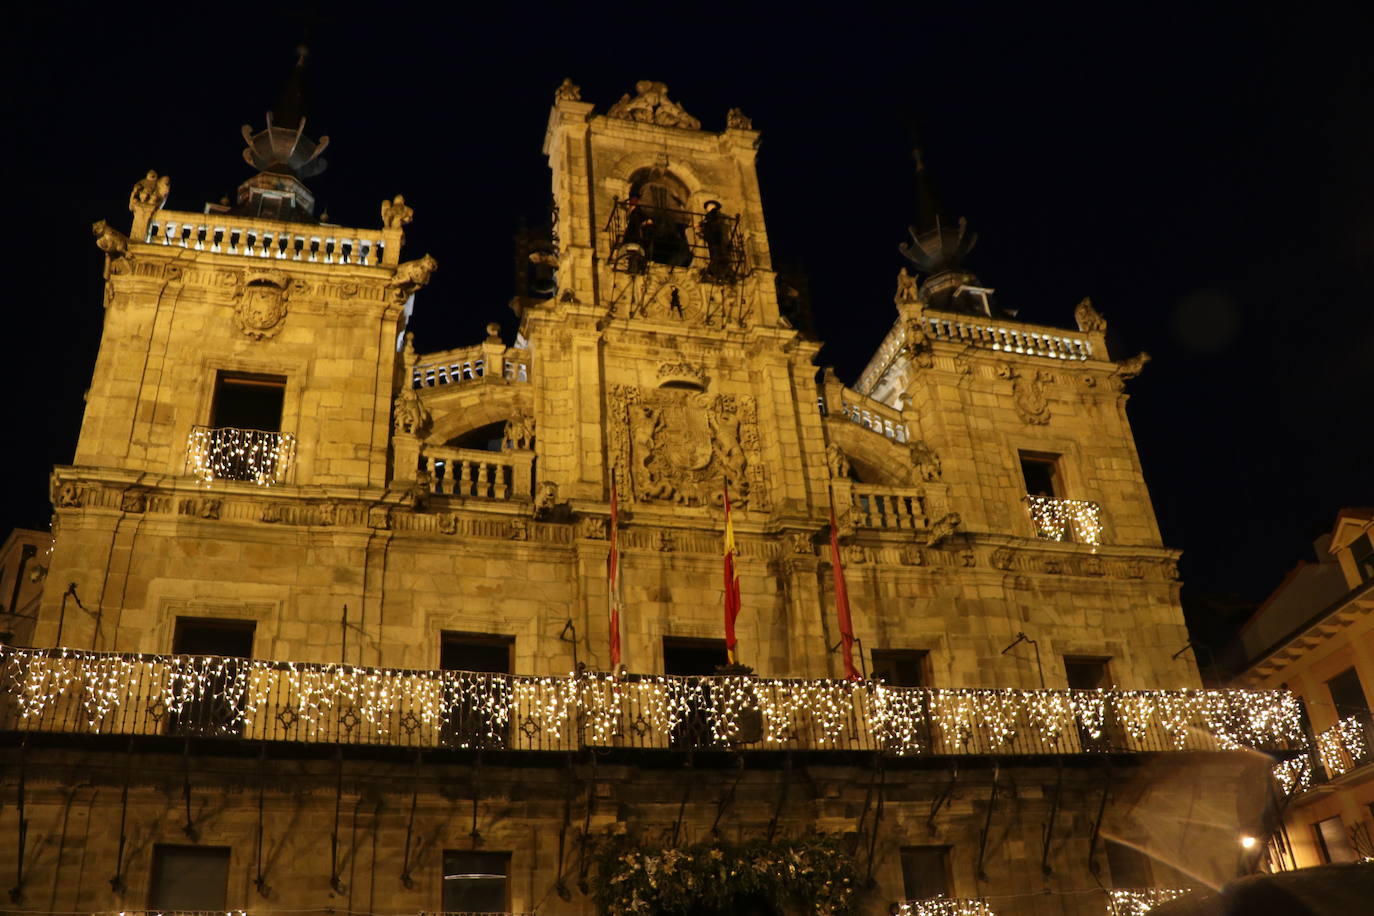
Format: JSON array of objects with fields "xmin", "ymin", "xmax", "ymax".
[{"xmin": 0, "ymin": 77, "xmax": 1277, "ymax": 916}]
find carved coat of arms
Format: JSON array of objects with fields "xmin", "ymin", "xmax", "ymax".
[
  {"xmin": 608, "ymin": 386, "xmax": 765, "ymax": 509},
  {"xmin": 235, "ymin": 269, "xmax": 291, "ymax": 339}
]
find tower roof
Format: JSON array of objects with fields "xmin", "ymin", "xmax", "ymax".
[
  {"xmin": 898, "ymin": 148, "xmax": 977, "ymax": 277},
  {"xmin": 231, "ymin": 47, "xmax": 329, "ymax": 222}
]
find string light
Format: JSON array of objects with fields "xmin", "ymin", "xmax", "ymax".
[
  {"xmin": 1315, "ymin": 714, "xmax": 1367, "ymax": 777},
  {"xmin": 0, "ymin": 648, "xmax": 1307, "ymax": 757},
  {"xmin": 1272, "ymin": 755, "xmax": 1313, "ymax": 794},
  {"xmin": 1105, "ymin": 887, "xmax": 1192, "ymax": 916},
  {"xmin": 1023, "ymin": 496, "xmax": 1103, "ymax": 546},
  {"xmin": 895, "ymin": 897, "xmax": 994, "ymax": 916},
  {"xmin": 185, "ymin": 426, "xmax": 296, "ymax": 487}
]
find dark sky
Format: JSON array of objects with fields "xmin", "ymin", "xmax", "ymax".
[{"xmin": 3, "ymin": 9, "xmax": 1370, "ymax": 656}]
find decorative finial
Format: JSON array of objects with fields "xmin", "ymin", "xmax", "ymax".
[
  {"xmin": 726, "ymin": 108, "xmax": 753, "ymax": 130},
  {"xmin": 381, "ymin": 195, "xmax": 414, "ymax": 230},
  {"xmin": 554, "ymin": 78, "xmax": 581, "ymax": 102},
  {"xmin": 607, "ymin": 81, "xmax": 700, "ymax": 130}
]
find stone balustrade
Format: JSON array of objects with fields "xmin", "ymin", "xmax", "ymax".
[
  {"xmin": 0, "ymin": 647, "xmax": 1307, "ymax": 758},
  {"xmin": 185, "ymin": 426, "xmax": 296, "ymax": 487},
  {"xmin": 922, "ymin": 313, "xmax": 1094, "ymax": 361},
  {"xmin": 413, "ymin": 346, "xmax": 530, "ymax": 388},
  {"xmin": 851, "ymin": 483, "xmax": 926, "ymax": 530},
  {"xmin": 420, "ymin": 445, "xmax": 533, "ymax": 500},
  {"xmin": 145, "ymin": 211, "xmax": 389, "ymax": 266},
  {"xmin": 819, "ymin": 375, "xmax": 910, "ymax": 443},
  {"xmin": 1024, "ymin": 495, "xmax": 1104, "ymax": 546}
]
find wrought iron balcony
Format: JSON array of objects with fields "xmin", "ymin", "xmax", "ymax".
[
  {"xmin": 1024, "ymin": 495, "xmax": 1104, "ymax": 546},
  {"xmin": 0, "ymin": 647, "xmax": 1306, "ymax": 758},
  {"xmin": 895, "ymin": 897, "xmax": 994, "ymax": 915},
  {"xmin": 604, "ymin": 198, "xmax": 745, "ymax": 282},
  {"xmin": 1105, "ymin": 888, "xmax": 1194, "ymax": 916},
  {"xmin": 185, "ymin": 426, "xmax": 296, "ymax": 486}
]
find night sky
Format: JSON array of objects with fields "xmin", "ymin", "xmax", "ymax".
[{"xmin": 4, "ymin": 9, "xmax": 1370, "ymax": 659}]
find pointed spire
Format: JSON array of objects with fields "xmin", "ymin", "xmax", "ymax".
[
  {"xmin": 899, "ymin": 148, "xmax": 976, "ymax": 276},
  {"xmin": 270, "ymin": 44, "xmax": 310, "ymax": 131}
]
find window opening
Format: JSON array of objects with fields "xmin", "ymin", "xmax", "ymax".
[
  {"xmin": 872, "ymin": 649, "xmax": 928, "ymax": 688},
  {"xmin": 899, "ymin": 845, "xmax": 951, "ymax": 900},
  {"xmin": 1019, "ymin": 451, "xmax": 1060, "ymax": 497},
  {"xmin": 664, "ymin": 637, "xmax": 730, "ymax": 749},
  {"xmin": 1064, "ymin": 656, "xmax": 1111, "ymax": 690},
  {"xmin": 150, "ymin": 845, "xmax": 231, "ymax": 911},
  {"xmin": 1351, "ymin": 534, "xmax": 1374, "ymax": 583},
  {"xmin": 442, "ymin": 850, "xmax": 510, "ymax": 912},
  {"xmin": 1104, "ymin": 839, "xmax": 1153, "ymax": 888},
  {"xmin": 170, "ymin": 618, "xmax": 254, "ymax": 737},
  {"xmin": 1326, "ymin": 667, "xmax": 1371, "ymax": 719},
  {"xmin": 1314, "ymin": 816, "xmax": 1357, "ymax": 864},
  {"xmin": 440, "ymin": 632, "xmax": 513, "ymax": 749},
  {"xmin": 211, "ymin": 372, "xmax": 285, "ymax": 432}
]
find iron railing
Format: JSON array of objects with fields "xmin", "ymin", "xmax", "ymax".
[
  {"xmin": 604, "ymin": 198, "xmax": 745, "ymax": 282},
  {"xmin": 895, "ymin": 897, "xmax": 994, "ymax": 915},
  {"xmin": 1024, "ymin": 495, "xmax": 1104, "ymax": 546},
  {"xmin": 185, "ymin": 426, "xmax": 295, "ymax": 486},
  {"xmin": 1105, "ymin": 888, "xmax": 1194, "ymax": 916},
  {"xmin": 0, "ymin": 647, "xmax": 1306, "ymax": 758}
]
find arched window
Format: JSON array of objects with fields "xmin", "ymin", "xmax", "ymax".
[{"xmin": 622, "ymin": 168, "xmax": 694, "ymax": 267}]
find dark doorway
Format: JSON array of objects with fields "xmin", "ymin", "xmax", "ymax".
[
  {"xmin": 150, "ymin": 845, "xmax": 230, "ymax": 910},
  {"xmin": 170, "ymin": 618, "xmax": 255, "ymax": 737},
  {"xmin": 872, "ymin": 649, "xmax": 928, "ymax": 687},
  {"xmin": 440, "ymin": 631, "xmax": 513, "ymax": 748},
  {"xmin": 211, "ymin": 372, "xmax": 285, "ymax": 431},
  {"xmin": 664, "ymin": 637, "xmax": 730, "ymax": 749},
  {"xmin": 1018, "ymin": 451, "xmax": 1060, "ymax": 497}
]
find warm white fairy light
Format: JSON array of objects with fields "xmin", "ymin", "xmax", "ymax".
[
  {"xmin": 895, "ymin": 897, "xmax": 994, "ymax": 916},
  {"xmin": 1272, "ymin": 754, "xmax": 1313, "ymax": 794},
  {"xmin": 1106, "ymin": 887, "xmax": 1193, "ymax": 916},
  {"xmin": 0, "ymin": 648, "xmax": 1306, "ymax": 758},
  {"xmin": 1315, "ymin": 714, "xmax": 1367, "ymax": 777},
  {"xmin": 186, "ymin": 426, "xmax": 296, "ymax": 487},
  {"xmin": 1024, "ymin": 495, "xmax": 1104, "ymax": 545}
]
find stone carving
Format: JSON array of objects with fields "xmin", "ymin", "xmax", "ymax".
[
  {"xmin": 656, "ymin": 360, "xmax": 707, "ymax": 389},
  {"xmin": 653, "ymin": 530, "xmax": 674, "ymax": 552},
  {"xmin": 129, "ymin": 170, "xmax": 170, "ymax": 211},
  {"xmin": 55, "ymin": 482, "xmax": 83, "ymax": 508},
  {"xmin": 380, "ymin": 195, "xmax": 414, "ymax": 230},
  {"xmin": 120, "ymin": 489, "xmax": 147, "ymax": 514},
  {"xmin": 788, "ymin": 532, "xmax": 813, "ymax": 555},
  {"xmin": 903, "ymin": 315, "xmax": 934, "ymax": 368},
  {"xmin": 317, "ymin": 502, "xmax": 338, "ymax": 527},
  {"xmin": 961, "ymin": 550, "xmax": 977, "ymax": 567},
  {"xmin": 509, "ymin": 519, "xmax": 529, "ymax": 541},
  {"xmin": 997, "ymin": 362, "xmax": 1051, "ymax": 425},
  {"xmin": 368, "ymin": 505, "xmax": 391, "ymax": 529},
  {"xmin": 199, "ymin": 498, "xmax": 221, "ymax": 520},
  {"xmin": 554, "ymin": 78, "xmax": 581, "ymax": 101},
  {"xmin": 1043, "ymin": 558, "xmax": 1063, "ymax": 575},
  {"xmin": 503, "ymin": 410, "xmax": 535, "ymax": 450},
  {"xmin": 92, "ymin": 220, "xmax": 129, "ymax": 260},
  {"xmin": 842, "ymin": 544, "xmax": 869, "ymax": 565},
  {"xmin": 261, "ymin": 503, "xmax": 283, "ymax": 524},
  {"xmin": 534, "ymin": 480, "xmax": 559, "ymax": 517},
  {"xmin": 1115, "ymin": 351, "xmax": 1152, "ymax": 379},
  {"xmin": 826, "ymin": 443, "xmax": 850, "ymax": 479},
  {"xmin": 486, "ymin": 322, "xmax": 503, "ymax": 343},
  {"xmin": 901, "ymin": 544, "xmax": 925, "ymax": 566},
  {"xmin": 438, "ymin": 514, "xmax": 458, "ymax": 535},
  {"xmin": 725, "ymin": 107, "xmax": 753, "ymax": 130},
  {"xmin": 607, "ymin": 81, "xmax": 700, "ymax": 130},
  {"xmin": 408, "ymin": 468, "xmax": 432, "ymax": 511},
  {"xmin": 608, "ymin": 265, "xmax": 751, "ymax": 328},
  {"xmin": 608, "ymin": 386, "xmax": 765, "ymax": 509},
  {"xmin": 926, "ymin": 512, "xmax": 961, "ymax": 547},
  {"xmin": 991, "ymin": 546, "xmax": 1015, "ymax": 570},
  {"xmin": 579, "ymin": 516, "xmax": 608, "ymax": 540},
  {"xmin": 1074, "ymin": 297, "xmax": 1106, "ymax": 332},
  {"xmin": 235, "ymin": 268, "xmax": 291, "ymax": 340},
  {"xmin": 908, "ymin": 440, "xmax": 942, "ymax": 482},
  {"xmin": 393, "ymin": 388, "xmax": 431, "ymax": 436},
  {"xmin": 895, "ymin": 268, "xmax": 920, "ymax": 304},
  {"xmin": 1125, "ymin": 560, "xmax": 1146, "ymax": 579},
  {"xmin": 1082, "ymin": 556, "xmax": 1106, "ymax": 577},
  {"xmin": 388, "ymin": 254, "xmax": 438, "ymax": 298}
]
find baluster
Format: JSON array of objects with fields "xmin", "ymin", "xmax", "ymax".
[
  {"xmin": 477, "ymin": 461, "xmax": 492, "ymax": 498},
  {"xmin": 456, "ymin": 460, "xmax": 470, "ymax": 496},
  {"xmin": 494, "ymin": 463, "xmax": 508, "ymax": 499}
]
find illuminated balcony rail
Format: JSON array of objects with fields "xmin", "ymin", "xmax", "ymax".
[
  {"xmin": 145, "ymin": 211, "xmax": 387, "ymax": 266},
  {"xmin": 895, "ymin": 897, "xmax": 994, "ymax": 916},
  {"xmin": 1105, "ymin": 888, "xmax": 1194, "ymax": 916},
  {"xmin": 419, "ymin": 446, "xmax": 533, "ymax": 500},
  {"xmin": 1024, "ymin": 495, "xmax": 1104, "ymax": 545},
  {"xmin": 922, "ymin": 314, "xmax": 1093, "ymax": 361},
  {"xmin": 185, "ymin": 426, "xmax": 296, "ymax": 487},
  {"xmin": 817, "ymin": 385, "xmax": 910, "ymax": 443},
  {"xmin": 852, "ymin": 483, "xmax": 926, "ymax": 530},
  {"xmin": 1315, "ymin": 713, "xmax": 1372, "ymax": 778},
  {"xmin": 412, "ymin": 345, "xmax": 529, "ymax": 388},
  {"xmin": 0, "ymin": 647, "xmax": 1306, "ymax": 758}
]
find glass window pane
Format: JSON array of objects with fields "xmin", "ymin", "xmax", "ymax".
[{"xmin": 443, "ymin": 850, "xmax": 509, "ymax": 912}]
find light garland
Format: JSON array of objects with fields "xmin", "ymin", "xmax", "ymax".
[
  {"xmin": 1315, "ymin": 714, "xmax": 1368, "ymax": 777},
  {"xmin": 0, "ymin": 647, "xmax": 1306, "ymax": 757},
  {"xmin": 1106, "ymin": 887, "xmax": 1193, "ymax": 916},
  {"xmin": 1272, "ymin": 754, "xmax": 1313, "ymax": 795},
  {"xmin": 185, "ymin": 426, "xmax": 296, "ymax": 487},
  {"xmin": 1024, "ymin": 495, "xmax": 1104, "ymax": 546},
  {"xmin": 895, "ymin": 896, "xmax": 994, "ymax": 916}
]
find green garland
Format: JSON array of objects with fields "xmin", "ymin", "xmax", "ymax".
[{"xmin": 591, "ymin": 833, "xmax": 861, "ymax": 915}]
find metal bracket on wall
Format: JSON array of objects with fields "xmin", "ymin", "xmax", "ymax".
[
  {"xmin": 108, "ymin": 740, "xmax": 134, "ymax": 895},
  {"xmin": 1041, "ymin": 756, "xmax": 1063, "ymax": 877},
  {"xmin": 254, "ymin": 746, "xmax": 271, "ymax": 898},
  {"xmin": 399, "ymin": 751, "xmax": 422, "ymax": 889},
  {"xmin": 928, "ymin": 761, "xmax": 959, "ymax": 836},
  {"xmin": 1086, "ymin": 762, "xmax": 1112, "ymax": 876},
  {"xmin": 181, "ymin": 739, "xmax": 200, "ymax": 841},
  {"xmin": 329, "ymin": 748, "xmax": 346, "ymax": 893},
  {"xmin": 975, "ymin": 763, "xmax": 1000, "ymax": 882},
  {"xmin": 7, "ymin": 737, "xmax": 27, "ymax": 903}
]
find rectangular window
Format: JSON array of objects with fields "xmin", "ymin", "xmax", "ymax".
[
  {"xmin": 1105, "ymin": 839, "xmax": 1153, "ymax": 888},
  {"xmin": 1064, "ymin": 656, "xmax": 1112, "ymax": 690},
  {"xmin": 1326, "ymin": 667, "xmax": 1371, "ymax": 719},
  {"xmin": 1314, "ymin": 816, "xmax": 1357, "ymax": 864},
  {"xmin": 150, "ymin": 844, "xmax": 230, "ymax": 911},
  {"xmin": 871, "ymin": 649, "xmax": 928, "ymax": 687},
  {"xmin": 211, "ymin": 371, "xmax": 286, "ymax": 432},
  {"xmin": 663, "ymin": 637, "xmax": 729, "ymax": 676},
  {"xmin": 900, "ymin": 845, "xmax": 951, "ymax": 900},
  {"xmin": 440, "ymin": 632, "xmax": 513, "ymax": 674},
  {"xmin": 1018, "ymin": 451, "xmax": 1060, "ymax": 498},
  {"xmin": 1351, "ymin": 534, "xmax": 1374, "ymax": 583},
  {"xmin": 171, "ymin": 618, "xmax": 254, "ymax": 737},
  {"xmin": 442, "ymin": 850, "xmax": 510, "ymax": 912},
  {"xmin": 440, "ymin": 632, "xmax": 512, "ymax": 749}
]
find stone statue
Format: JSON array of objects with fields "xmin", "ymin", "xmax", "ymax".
[
  {"xmin": 388, "ymin": 254, "xmax": 438, "ymax": 297},
  {"xmin": 826, "ymin": 442, "xmax": 850, "ymax": 479},
  {"xmin": 503, "ymin": 410, "xmax": 535, "ymax": 450},
  {"xmin": 392, "ymin": 388, "xmax": 431, "ymax": 436},
  {"xmin": 927, "ymin": 512, "xmax": 962, "ymax": 547},
  {"xmin": 903, "ymin": 315, "xmax": 934, "ymax": 368},
  {"xmin": 726, "ymin": 108, "xmax": 753, "ymax": 130},
  {"xmin": 1074, "ymin": 297, "xmax": 1107, "ymax": 332},
  {"xmin": 554, "ymin": 78, "xmax": 581, "ymax": 102},
  {"xmin": 607, "ymin": 81, "xmax": 701, "ymax": 130},
  {"xmin": 908, "ymin": 440, "xmax": 942, "ymax": 482},
  {"xmin": 380, "ymin": 195, "xmax": 414, "ymax": 230},
  {"xmin": 129, "ymin": 170, "xmax": 170, "ymax": 211},
  {"xmin": 92, "ymin": 220, "xmax": 129, "ymax": 260},
  {"xmin": 895, "ymin": 268, "xmax": 920, "ymax": 304},
  {"xmin": 1116, "ymin": 351, "xmax": 1151, "ymax": 379},
  {"xmin": 534, "ymin": 480, "xmax": 559, "ymax": 517}
]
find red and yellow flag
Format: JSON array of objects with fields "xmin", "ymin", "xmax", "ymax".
[
  {"xmin": 723, "ymin": 482, "xmax": 742, "ymax": 665},
  {"xmin": 829, "ymin": 489, "xmax": 861, "ymax": 680},
  {"xmin": 608, "ymin": 471, "xmax": 622, "ymax": 670}
]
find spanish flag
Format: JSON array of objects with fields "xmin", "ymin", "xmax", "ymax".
[
  {"xmin": 608, "ymin": 471, "xmax": 623, "ymax": 671},
  {"xmin": 828, "ymin": 488, "xmax": 861, "ymax": 681},
  {"xmin": 723, "ymin": 482, "xmax": 742, "ymax": 665}
]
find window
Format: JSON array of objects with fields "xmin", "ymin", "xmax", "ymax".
[
  {"xmin": 440, "ymin": 632, "xmax": 512, "ymax": 749},
  {"xmin": 1351, "ymin": 534, "xmax": 1374, "ymax": 584},
  {"xmin": 663, "ymin": 637, "xmax": 729, "ymax": 676},
  {"xmin": 1019, "ymin": 451, "xmax": 1060, "ymax": 497},
  {"xmin": 1105, "ymin": 839, "xmax": 1153, "ymax": 888},
  {"xmin": 150, "ymin": 845, "xmax": 230, "ymax": 911},
  {"xmin": 1326, "ymin": 667, "xmax": 1371, "ymax": 720},
  {"xmin": 211, "ymin": 371, "xmax": 285, "ymax": 432},
  {"xmin": 1064, "ymin": 656, "xmax": 1112, "ymax": 689},
  {"xmin": 171, "ymin": 618, "xmax": 255, "ymax": 737},
  {"xmin": 900, "ymin": 846, "xmax": 951, "ymax": 900},
  {"xmin": 1314, "ymin": 816, "xmax": 1357, "ymax": 864},
  {"xmin": 442, "ymin": 850, "xmax": 510, "ymax": 912},
  {"xmin": 441, "ymin": 632, "xmax": 513, "ymax": 674},
  {"xmin": 871, "ymin": 649, "xmax": 928, "ymax": 687}
]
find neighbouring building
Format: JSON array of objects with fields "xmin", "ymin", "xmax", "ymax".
[
  {"xmin": 1236, "ymin": 508, "xmax": 1374, "ymax": 870},
  {"xmin": 0, "ymin": 68, "xmax": 1305, "ymax": 916},
  {"xmin": 0, "ymin": 527, "xmax": 50, "ymax": 645}
]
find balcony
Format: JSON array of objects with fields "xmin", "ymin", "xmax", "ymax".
[
  {"xmin": 412, "ymin": 344, "xmax": 530, "ymax": 389},
  {"xmin": 1105, "ymin": 888, "xmax": 1194, "ymax": 915},
  {"xmin": 852, "ymin": 483, "xmax": 926, "ymax": 530},
  {"xmin": 0, "ymin": 647, "xmax": 1306, "ymax": 758},
  {"xmin": 1024, "ymin": 495, "xmax": 1104, "ymax": 546},
  {"xmin": 895, "ymin": 898, "xmax": 993, "ymax": 915},
  {"xmin": 144, "ymin": 211, "xmax": 389, "ymax": 266},
  {"xmin": 185, "ymin": 426, "xmax": 296, "ymax": 487},
  {"xmin": 604, "ymin": 198, "xmax": 745, "ymax": 282},
  {"xmin": 419, "ymin": 446, "xmax": 534, "ymax": 500}
]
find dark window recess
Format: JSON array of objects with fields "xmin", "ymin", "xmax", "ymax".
[
  {"xmin": 900, "ymin": 846, "xmax": 951, "ymax": 900},
  {"xmin": 211, "ymin": 372, "xmax": 286, "ymax": 431},
  {"xmin": 1105, "ymin": 839, "xmax": 1153, "ymax": 888},
  {"xmin": 1352, "ymin": 534, "xmax": 1374, "ymax": 584},
  {"xmin": 440, "ymin": 632, "xmax": 513, "ymax": 749},
  {"xmin": 1327, "ymin": 667, "xmax": 1371, "ymax": 719},
  {"xmin": 445, "ymin": 421, "xmax": 508, "ymax": 454},
  {"xmin": 1314, "ymin": 816, "xmax": 1357, "ymax": 864},
  {"xmin": 150, "ymin": 845, "xmax": 231, "ymax": 911},
  {"xmin": 872, "ymin": 649, "xmax": 927, "ymax": 687},
  {"xmin": 663, "ymin": 637, "xmax": 730, "ymax": 676},
  {"xmin": 442, "ymin": 850, "xmax": 510, "ymax": 913},
  {"xmin": 1019, "ymin": 452, "xmax": 1060, "ymax": 497},
  {"xmin": 1065, "ymin": 657, "xmax": 1112, "ymax": 690},
  {"xmin": 170, "ymin": 618, "xmax": 255, "ymax": 737}
]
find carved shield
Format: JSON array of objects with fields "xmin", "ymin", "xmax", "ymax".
[{"xmin": 235, "ymin": 269, "xmax": 290, "ymax": 339}]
